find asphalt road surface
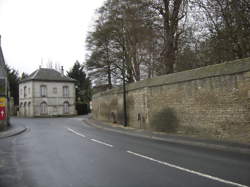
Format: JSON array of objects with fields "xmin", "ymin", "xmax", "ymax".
[{"xmin": 0, "ymin": 117, "xmax": 249, "ymax": 187}]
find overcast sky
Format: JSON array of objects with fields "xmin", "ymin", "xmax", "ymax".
[{"xmin": 0, "ymin": 0, "xmax": 105, "ymax": 75}]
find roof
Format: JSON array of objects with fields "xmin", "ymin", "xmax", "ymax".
[{"xmin": 20, "ymin": 68, "xmax": 76, "ymax": 83}]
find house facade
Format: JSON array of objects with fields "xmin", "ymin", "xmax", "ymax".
[
  {"xmin": 0, "ymin": 35, "xmax": 10, "ymax": 130},
  {"xmin": 19, "ymin": 68, "xmax": 76, "ymax": 117}
]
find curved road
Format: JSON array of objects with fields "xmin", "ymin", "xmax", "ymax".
[{"xmin": 0, "ymin": 117, "xmax": 249, "ymax": 187}]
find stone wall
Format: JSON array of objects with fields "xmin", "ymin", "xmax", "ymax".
[{"xmin": 92, "ymin": 58, "xmax": 250, "ymax": 143}]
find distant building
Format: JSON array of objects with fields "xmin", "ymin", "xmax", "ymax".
[
  {"xmin": 19, "ymin": 67, "xmax": 76, "ymax": 117},
  {"xmin": 0, "ymin": 35, "xmax": 10, "ymax": 130}
]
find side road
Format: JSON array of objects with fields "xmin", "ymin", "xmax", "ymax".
[{"xmin": 82, "ymin": 116, "xmax": 250, "ymax": 155}]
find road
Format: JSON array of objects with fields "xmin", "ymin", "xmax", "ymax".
[{"xmin": 0, "ymin": 117, "xmax": 249, "ymax": 187}]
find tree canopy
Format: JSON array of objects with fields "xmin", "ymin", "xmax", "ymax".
[{"xmin": 85, "ymin": 0, "xmax": 250, "ymax": 87}]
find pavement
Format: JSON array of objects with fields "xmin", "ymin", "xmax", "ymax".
[
  {"xmin": 0, "ymin": 116, "xmax": 249, "ymax": 187},
  {"xmin": 83, "ymin": 116, "xmax": 250, "ymax": 155},
  {"xmin": 0, "ymin": 122, "xmax": 26, "ymax": 139}
]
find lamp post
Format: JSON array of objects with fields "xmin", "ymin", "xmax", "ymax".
[
  {"xmin": 121, "ymin": 8, "xmax": 127, "ymax": 127},
  {"xmin": 122, "ymin": 58, "xmax": 127, "ymax": 127}
]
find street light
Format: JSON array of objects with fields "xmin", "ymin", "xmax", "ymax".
[
  {"xmin": 121, "ymin": 8, "xmax": 127, "ymax": 127},
  {"xmin": 122, "ymin": 58, "xmax": 127, "ymax": 127}
]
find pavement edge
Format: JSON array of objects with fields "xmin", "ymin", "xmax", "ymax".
[
  {"xmin": 83, "ymin": 118, "xmax": 250, "ymax": 155},
  {"xmin": 0, "ymin": 126, "xmax": 27, "ymax": 139}
]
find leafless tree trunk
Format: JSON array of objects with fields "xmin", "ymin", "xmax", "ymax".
[{"xmin": 154, "ymin": 0, "xmax": 187, "ymax": 74}]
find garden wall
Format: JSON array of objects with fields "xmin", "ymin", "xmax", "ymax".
[{"xmin": 92, "ymin": 58, "xmax": 250, "ymax": 143}]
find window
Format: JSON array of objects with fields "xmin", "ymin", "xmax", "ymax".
[
  {"xmin": 63, "ymin": 86, "xmax": 69, "ymax": 97},
  {"xmin": 40, "ymin": 85, "xmax": 47, "ymax": 97},
  {"xmin": 53, "ymin": 106, "xmax": 57, "ymax": 112},
  {"xmin": 63, "ymin": 102, "xmax": 69, "ymax": 114},
  {"xmin": 19, "ymin": 103, "xmax": 23, "ymax": 116},
  {"xmin": 40, "ymin": 102, "xmax": 47, "ymax": 114},
  {"xmin": 24, "ymin": 86, "xmax": 27, "ymax": 97},
  {"xmin": 28, "ymin": 88, "xmax": 30, "ymax": 95},
  {"xmin": 53, "ymin": 87, "xmax": 57, "ymax": 94},
  {"xmin": 0, "ymin": 78, "xmax": 6, "ymax": 95},
  {"xmin": 24, "ymin": 102, "xmax": 27, "ymax": 116},
  {"xmin": 28, "ymin": 102, "xmax": 31, "ymax": 116}
]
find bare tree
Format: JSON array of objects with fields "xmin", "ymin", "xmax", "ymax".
[
  {"xmin": 193, "ymin": 0, "xmax": 250, "ymax": 63},
  {"xmin": 152, "ymin": 0, "xmax": 188, "ymax": 74}
]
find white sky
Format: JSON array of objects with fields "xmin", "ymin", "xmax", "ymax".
[{"xmin": 0, "ymin": 0, "xmax": 105, "ymax": 75}]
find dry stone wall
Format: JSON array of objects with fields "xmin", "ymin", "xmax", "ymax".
[{"xmin": 92, "ymin": 58, "xmax": 250, "ymax": 143}]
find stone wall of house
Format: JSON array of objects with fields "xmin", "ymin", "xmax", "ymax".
[
  {"xmin": 92, "ymin": 58, "xmax": 250, "ymax": 143},
  {"xmin": 19, "ymin": 81, "xmax": 76, "ymax": 117},
  {"xmin": 0, "ymin": 37, "xmax": 9, "ymax": 131}
]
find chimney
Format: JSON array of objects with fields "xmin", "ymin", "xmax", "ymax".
[{"xmin": 61, "ymin": 66, "xmax": 64, "ymax": 76}]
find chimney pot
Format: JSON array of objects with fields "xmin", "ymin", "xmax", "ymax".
[{"xmin": 61, "ymin": 66, "xmax": 64, "ymax": 76}]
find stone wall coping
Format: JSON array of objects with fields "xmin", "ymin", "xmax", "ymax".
[{"xmin": 93, "ymin": 58, "xmax": 250, "ymax": 98}]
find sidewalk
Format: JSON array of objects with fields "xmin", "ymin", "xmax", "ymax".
[
  {"xmin": 83, "ymin": 117, "xmax": 250, "ymax": 155},
  {"xmin": 0, "ymin": 122, "xmax": 26, "ymax": 139}
]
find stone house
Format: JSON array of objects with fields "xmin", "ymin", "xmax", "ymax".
[
  {"xmin": 0, "ymin": 35, "xmax": 10, "ymax": 130},
  {"xmin": 19, "ymin": 67, "xmax": 76, "ymax": 117}
]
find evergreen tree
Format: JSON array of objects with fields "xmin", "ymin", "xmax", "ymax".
[
  {"xmin": 5, "ymin": 65, "xmax": 19, "ymax": 105},
  {"xmin": 67, "ymin": 61, "xmax": 92, "ymax": 104}
]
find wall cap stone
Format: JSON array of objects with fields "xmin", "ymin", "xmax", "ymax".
[{"xmin": 93, "ymin": 57, "xmax": 250, "ymax": 98}]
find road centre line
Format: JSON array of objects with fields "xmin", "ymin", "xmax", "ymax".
[
  {"xmin": 90, "ymin": 139, "xmax": 113, "ymax": 147},
  {"xmin": 66, "ymin": 128, "xmax": 113, "ymax": 148},
  {"xmin": 67, "ymin": 128, "xmax": 86, "ymax": 138},
  {"xmin": 126, "ymin": 150, "xmax": 248, "ymax": 187}
]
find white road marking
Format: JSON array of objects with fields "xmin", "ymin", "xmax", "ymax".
[
  {"xmin": 90, "ymin": 139, "xmax": 113, "ymax": 147},
  {"xmin": 67, "ymin": 128, "xmax": 86, "ymax": 138},
  {"xmin": 126, "ymin": 151, "xmax": 248, "ymax": 187}
]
